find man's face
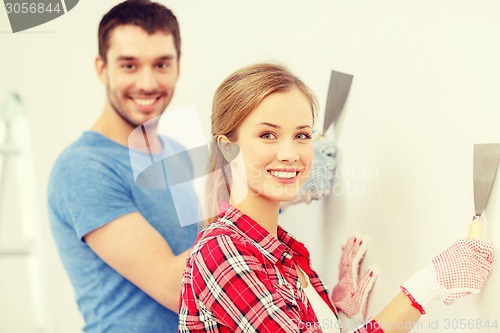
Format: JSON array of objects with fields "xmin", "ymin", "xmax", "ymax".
[{"xmin": 97, "ymin": 25, "xmax": 179, "ymax": 129}]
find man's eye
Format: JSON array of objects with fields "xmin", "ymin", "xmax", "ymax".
[
  {"xmin": 156, "ymin": 62, "xmax": 172, "ymax": 71},
  {"xmin": 122, "ymin": 64, "xmax": 136, "ymax": 70}
]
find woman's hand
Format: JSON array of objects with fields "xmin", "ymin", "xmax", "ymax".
[
  {"xmin": 401, "ymin": 237, "xmax": 494, "ymax": 314},
  {"xmin": 331, "ymin": 236, "xmax": 378, "ymax": 320}
]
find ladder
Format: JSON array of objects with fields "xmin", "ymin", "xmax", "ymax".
[{"xmin": 0, "ymin": 93, "xmax": 54, "ymax": 333}]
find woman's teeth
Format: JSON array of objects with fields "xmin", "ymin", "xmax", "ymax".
[{"xmin": 269, "ymin": 171, "xmax": 297, "ymax": 179}]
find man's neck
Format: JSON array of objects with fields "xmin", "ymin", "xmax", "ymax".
[{"xmin": 92, "ymin": 108, "xmax": 162, "ymax": 153}]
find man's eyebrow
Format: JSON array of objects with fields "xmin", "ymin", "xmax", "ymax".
[
  {"xmin": 156, "ymin": 55, "xmax": 175, "ymax": 61},
  {"xmin": 116, "ymin": 56, "xmax": 137, "ymax": 62},
  {"xmin": 115, "ymin": 55, "xmax": 176, "ymax": 62}
]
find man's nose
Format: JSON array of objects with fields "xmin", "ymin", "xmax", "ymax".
[{"xmin": 136, "ymin": 68, "xmax": 159, "ymax": 92}]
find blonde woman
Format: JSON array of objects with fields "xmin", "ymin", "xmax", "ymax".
[{"xmin": 178, "ymin": 63, "xmax": 493, "ymax": 333}]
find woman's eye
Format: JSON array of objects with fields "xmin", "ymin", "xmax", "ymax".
[
  {"xmin": 296, "ymin": 133, "xmax": 312, "ymax": 140},
  {"xmin": 260, "ymin": 132, "xmax": 276, "ymax": 140}
]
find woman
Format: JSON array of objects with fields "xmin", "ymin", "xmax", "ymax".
[{"xmin": 178, "ymin": 63, "xmax": 493, "ymax": 333}]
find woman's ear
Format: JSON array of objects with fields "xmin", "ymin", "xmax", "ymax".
[{"xmin": 217, "ymin": 136, "xmax": 240, "ymax": 163}]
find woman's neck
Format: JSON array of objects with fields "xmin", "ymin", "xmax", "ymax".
[{"xmin": 233, "ymin": 196, "xmax": 280, "ymax": 238}]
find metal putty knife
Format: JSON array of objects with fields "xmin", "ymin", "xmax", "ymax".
[
  {"xmin": 322, "ymin": 70, "xmax": 353, "ymax": 134},
  {"xmin": 468, "ymin": 143, "xmax": 500, "ymax": 238}
]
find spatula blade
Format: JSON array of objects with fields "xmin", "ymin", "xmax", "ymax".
[
  {"xmin": 322, "ymin": 70, "xmax": 353, "ymax": 134},
  {"xmin": 473, "ymin": 143, "xmax": 500, "ymax": 216}
]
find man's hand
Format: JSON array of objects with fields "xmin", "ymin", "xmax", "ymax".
[{"xmin": 331, "ymin": 236, "xmax": 378, "ymax": 320}]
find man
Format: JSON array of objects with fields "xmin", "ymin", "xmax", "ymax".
[{"xmin": 48, "ymin": 1, "xmax": 198, "ymax": 332}]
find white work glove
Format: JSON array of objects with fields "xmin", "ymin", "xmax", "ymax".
[
  {"xmin": 281, "ymin": 137, "xmax": 336, "ymax": 211},
  {"xmin": 401, "ymin": 238, "xmax": 494, "ymax": 314},
  {"xmin": 331, "ymin": 236, "xmax": 378, "ymax": 320}
]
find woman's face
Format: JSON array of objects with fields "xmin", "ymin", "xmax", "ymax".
[{"xmin": 230, "ymin": 87, "xmax": 314, "ymax": 205}]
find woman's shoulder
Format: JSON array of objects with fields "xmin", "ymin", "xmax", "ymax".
[
  {"xmin": 193, "ymin": 222, "xmax": 245, "ymax": 251},
  {"xmin": 189, "ymin": 221, "xmax": 260, "ymax": 267}
]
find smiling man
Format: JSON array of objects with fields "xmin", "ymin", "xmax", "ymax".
[
  {"xmin": 47, "ymin": 1, "xmax": 198, "ymax": 332},
  {"xmin": 94, "ymin": 23, "xmax": 179, "ymax": 145}
]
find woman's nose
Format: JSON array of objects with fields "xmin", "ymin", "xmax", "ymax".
[{"xmin": 277, "ymin": 140, "xmax": 299, "ymax": 163}]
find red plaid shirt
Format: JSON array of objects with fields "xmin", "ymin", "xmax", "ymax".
[{"xmin": 179, "ymin": 203, "xmax": 383, "ymax": 333}]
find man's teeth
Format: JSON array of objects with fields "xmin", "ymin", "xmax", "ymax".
[
  {"xmin": 269, "ymin": 171, "xmax": 297, "ymax": 179},
  {"xmin": 134, "ymin": 98, "xmax": 156, "ymax": 106}
]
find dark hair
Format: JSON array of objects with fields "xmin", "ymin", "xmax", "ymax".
[{"xmin": 98, "ymin": 0, "xmax": 181, "ymax": 63}]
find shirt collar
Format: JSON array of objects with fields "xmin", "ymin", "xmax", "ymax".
[{"xmin": 218, "ymin": 203, "xmax": 311, "ymax": 265}]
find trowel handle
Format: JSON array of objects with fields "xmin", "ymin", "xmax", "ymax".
[{"xmin": 468, "ymin": 215, "xmax": 483, "ymax": 238}]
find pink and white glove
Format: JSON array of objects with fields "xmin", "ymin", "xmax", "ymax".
[
  {"xmin": 331, "ymin": 236, "xmax": 378, "ymax": 320},
  {"xmin": 401, "ymin": 238, "xmax": 494, "ymax": 314},
  {"xmin": 281, "ymin": 137, "xmax": 336, "ymax": 211}
]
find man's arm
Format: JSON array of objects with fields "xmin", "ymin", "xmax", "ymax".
[{"xmin": 84, "ymin": 212, "xmax": 190, "ymax": 312}]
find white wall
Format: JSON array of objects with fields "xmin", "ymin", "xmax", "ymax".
[{"xmin": 1, "ymin": 1, "xmax": 499, "ymax": 332}]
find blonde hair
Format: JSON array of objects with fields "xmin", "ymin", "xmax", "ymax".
[{"xmin": 204, "ymin": 63, "xmax": 318, "ymax": 225}]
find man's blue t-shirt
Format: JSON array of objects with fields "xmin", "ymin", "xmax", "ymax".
[{"xmin": 48, "ymin": 131, "xmax": 199, "ymax": 333}]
